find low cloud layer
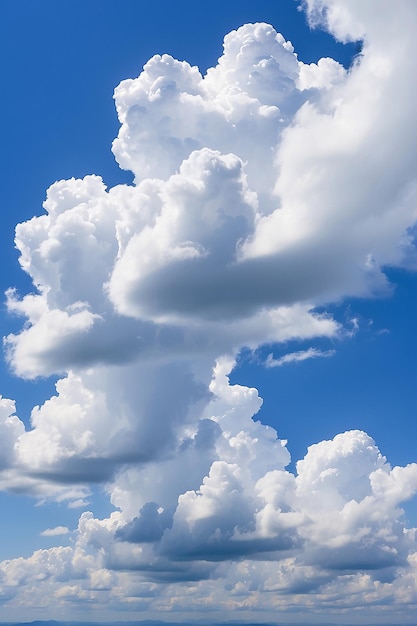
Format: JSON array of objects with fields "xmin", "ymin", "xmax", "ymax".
[{"xmin": 1, "ymin": 0, "xmax": 417, "ymax": 619}]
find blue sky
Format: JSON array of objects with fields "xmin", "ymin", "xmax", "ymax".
[{"xmin": 0, "ymin": 0, "xmax": 417, "ymax": 623}]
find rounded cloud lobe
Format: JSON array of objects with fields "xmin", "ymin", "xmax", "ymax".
[{"xmin": 1, "ymin": 0, "xmax": 417, "ymax": 618}]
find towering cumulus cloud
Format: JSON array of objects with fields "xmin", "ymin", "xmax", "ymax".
[{"xmin": 1, "ymin": 0, "xmax": 417, "ymax": 620}]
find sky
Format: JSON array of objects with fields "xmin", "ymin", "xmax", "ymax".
[{"xmin": 0, "ymin": 0, "xmax": 417, "ymax": 623}]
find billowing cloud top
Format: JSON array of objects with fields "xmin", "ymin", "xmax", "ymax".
[{"xmin": 1, "ymin": 0, "xmax": 417, "ymax": 620}]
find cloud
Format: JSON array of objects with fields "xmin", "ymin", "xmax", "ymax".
[
  {"xmin": 265, "ymin": 347, "xmax": 335, "ymax": 367},
  {"xmin": 0, "ymin": 396, "xmax": 25, "ymax": 470},
  {"xmin": 2, "ymin": 419, "xmax": 417, "ymax": 611},
  {"xmin": 40, "ymin": 526, "xmax": 70, "ymax": 537},
  {"xmin": 1, "ymin": 0, "xmax": 417, "ymax": 618},
  {"xmin": 7, "ymin": 4, "xmax": 417, "ymax": 382}
]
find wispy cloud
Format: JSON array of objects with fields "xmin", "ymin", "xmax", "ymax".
[{"xmin": 265, "ymin": 347, "xmax": 336, "ymax": 368}]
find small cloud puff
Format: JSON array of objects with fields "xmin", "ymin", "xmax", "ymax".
[{"xmin": 40, "ymin": 526, "xmax": 70, "ymax": 537}]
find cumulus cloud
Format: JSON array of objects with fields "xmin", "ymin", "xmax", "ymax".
[
  {"xmin": 1, "ymin": 0, "xmax": 417, "ymax": 618},
  {"xmin": 1, "ymin": 423, "xmax": 417, "ymax": 613}
]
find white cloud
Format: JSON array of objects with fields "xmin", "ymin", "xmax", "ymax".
[
  {"xmin": 1, "ymin": 417, "xmax": 417, "ymax": 616},
  {"xmin": 40, "ymin": 526, "xmax": 70, "ymax": 537},
  {"xmin": 0, "ymin": 396, "xmax": 25, "ymax": 470},
  {"xmin": 265, "ymin": 347, "xmax": 335, "ymax": 367},
  {"xmin": 1, "ymin": 0, "xmax": 417, "ymax": 618}
]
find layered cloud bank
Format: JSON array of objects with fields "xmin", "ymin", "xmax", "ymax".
[{"xmin": 1, "ymin": 0, "xmax": 417, "ymax": 619}]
